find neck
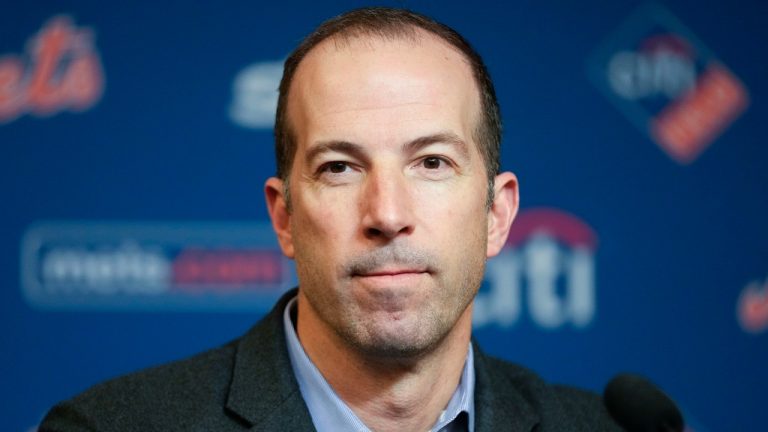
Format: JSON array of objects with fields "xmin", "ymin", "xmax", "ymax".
[{"xmin": 296, "ymin": 294, "xmax": 473, "ymax": 432}]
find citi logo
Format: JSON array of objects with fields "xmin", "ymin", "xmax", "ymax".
[
  {"xmin": 608, "ymin": 34, "xmax": 696, "ymax": 102},
  {"xmin": 474, "ymin": 208, "xmax": 597, "ymax": 329},
  {"xmin": 588, "ymin": 3, "xmax": 748, "ymax": 164},
  {"xmin": 737, "ymin": 276, "xmax": 768, "ymax": 334},
  {"xmin": 0, "ymin": 15, "xmax": 104, "ymax": 125}
]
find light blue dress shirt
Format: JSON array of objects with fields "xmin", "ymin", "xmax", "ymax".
[{"xmin": 283, "ymin": 296, "xmax": 475, "ymax": 432}]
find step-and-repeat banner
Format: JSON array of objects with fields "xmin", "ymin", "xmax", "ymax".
[{"xmin": 2, "ymin": 1, "xmax": 766, "ymax": 430}]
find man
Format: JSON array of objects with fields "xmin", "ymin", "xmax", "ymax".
[{"xmin": 41, "ymin": 7, "xmax": 621, "ymax": 432}]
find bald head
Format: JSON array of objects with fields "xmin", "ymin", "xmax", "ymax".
[{"xmin": 273, "ymin": 7, "xmax": 502, "ymax": 206}]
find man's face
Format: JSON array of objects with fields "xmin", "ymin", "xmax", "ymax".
[{"xmin": 267, "ymin": 33, "xmax": 515, "ymax": 358}]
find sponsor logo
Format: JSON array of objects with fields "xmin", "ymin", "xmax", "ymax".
[
  {"xmin": 737, "ymin": 276, "xmax": 768, "ymax": 334},
  {"xmin": 229, "ymin": 60, "xmax": 283, "ymax": 129},
  {"xmin": 474, "ymin": 208, "xmax": 597, "ymax": 329},
  {"xmin": 21, "ymin": 222, "xmax": 295, "ymax": 311},
  {"xmin": 0, "ymin": 15, "xmax": 104, "ymax": 125},
  {"xmin": 587, "ymin": 3, "xmax": 748, "ymax": 163}
]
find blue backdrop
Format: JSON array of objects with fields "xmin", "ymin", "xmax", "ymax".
[{"xmin": 2, "ymin": 1, "xmax": 766, "ymax": 431}]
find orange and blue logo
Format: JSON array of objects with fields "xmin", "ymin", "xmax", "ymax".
[
  {"xmin": 737, "ymin": 276, "xmax": 768, "ymax": 334},
  {"xmin": 0, "ymin": 15, "xmax": 104, "ymax": 125},
  {"xmin": 20, "ymin": 222, "xmax": 295, "ymax": 311},
  {"xmin": 587, "ymin": 4, "xmax": 748, "ymax": 164}
]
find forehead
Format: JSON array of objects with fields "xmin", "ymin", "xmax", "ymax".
[{"xmin": 286, "ymin": 31, "xmax": 482, "ymax": 150}]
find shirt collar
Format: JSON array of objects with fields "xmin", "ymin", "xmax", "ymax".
[{"xmin": 282, "ymin": 295, "xmax": 475, "ymax": 432}]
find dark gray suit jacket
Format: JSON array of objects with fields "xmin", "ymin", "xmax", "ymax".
[{"xmin": 40, "ymin": 290, "xmax": 622, "ymax": 431}]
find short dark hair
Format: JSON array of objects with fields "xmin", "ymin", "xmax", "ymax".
[{"xmin": 274, "ymin": 7, "xmax": 501, "ymax": 206}]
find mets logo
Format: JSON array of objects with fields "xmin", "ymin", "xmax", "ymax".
[
  {"xmin": 587, "ymin": 3, "xmax": 748, "ymax": 164},
  {"xmin": 474, "ymin": 208, "xmax": 597, "ymax": 329},
  {"xmin": 737, "ymin": 276, "xmax": 768, "ymax": 334},
  {"xmin": 0, "ymin": 15, "xmax": 104, "ymax": 125},
  {"xmin": 20, "ymin": 222, "xmax": 295, "ymax": 312}
]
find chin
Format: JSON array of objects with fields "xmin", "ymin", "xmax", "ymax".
[
  {"xmin": 354, "ymin": 337, "xmax": 434, "ymax": 360},
  {"xmin": 345, "ymin": 314, "xmax": 450, "ymax": 359}
]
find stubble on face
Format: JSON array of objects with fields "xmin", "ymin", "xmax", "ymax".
[{"xmin": 295, "ymin": 232, "xmax": 487, "ymax": 360}]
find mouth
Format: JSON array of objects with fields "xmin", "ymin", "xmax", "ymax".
[
  {"xmin": 350, "ymin": 269, "xmax": 429, "ymax": 312},
  {"xmin": 351, "ymin": 268, "xmax": 430, "ymax": 287},
  {"xmin": 353, "ymin": 266, "xmax": 430, "ymax": 277}
]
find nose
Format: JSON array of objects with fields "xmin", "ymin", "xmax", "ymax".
[{"xmin": 361, "ymin": 169, "xmax": 415, "ymax": 241}]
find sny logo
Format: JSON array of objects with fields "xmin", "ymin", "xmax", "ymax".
[
  {"xmin": 0, "ymin": 15, "xmax": 104, "ymax": 124},
  {"xmin": 229, "ymin": 60, "xmax": 283, "ymax": 129}
]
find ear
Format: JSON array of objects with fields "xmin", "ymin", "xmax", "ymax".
[
  {"xmin": 487, "ymin": 171, "xmax": 519, "ymax": 258},
  {"xmin": 265, "ymin": 177, "xmax": 295, "ymax": 258}
]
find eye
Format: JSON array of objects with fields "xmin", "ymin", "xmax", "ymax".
[
  {"xmin": 315, "ymin": 160, "xmax": 360, "ymax": 185},
  {"xmin": 324, "ymin": 161, "xmax": 350, "ymax": 174},
  {"xmin": 422, "ymin": 157, "xmax": 443, "ymax": 169},
  {"xmin": 413, "ymin": 155, "xmax": 455, "ymax": 180}
]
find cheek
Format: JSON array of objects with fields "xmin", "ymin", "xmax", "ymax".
[
  {"xmin": 415, "ymin": 187, "xmax": 488, "ymax": 263},
  {"xmin": 293, "ymin": 190, "xmax": 358, "ymax": 245},
  {"xmin": 416, "ymin": 180, "xmax": 487, "ymax": 224}
]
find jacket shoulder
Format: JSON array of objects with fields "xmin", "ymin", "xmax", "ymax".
[
  {"xmin": 40, "ymin": 290, "xmax": 305, "ymax": 432},
  {"xmin": 40, "ymin": 340, "xmax": 241, "ymax": 432},
  {"xmin": 477, "ymin": 354, "xmax": 621, "ymax": 431}
]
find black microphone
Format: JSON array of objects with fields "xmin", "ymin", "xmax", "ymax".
[{"xmin": 603, "ymin": 373, "xmax": 684, "ymax": 432}]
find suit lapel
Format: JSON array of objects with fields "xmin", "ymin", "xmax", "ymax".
[
  {"xmin": 473, "ymin": 342, "xmax": 540, "ymax": 432},
  {"xmin": 224, "ymin": 289, "xmax": 316, "ymax": 430}
]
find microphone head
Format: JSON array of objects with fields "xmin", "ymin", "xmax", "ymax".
[{"xmin": 603, "ymin": 373, "xmax": 684, "ymax": 432}]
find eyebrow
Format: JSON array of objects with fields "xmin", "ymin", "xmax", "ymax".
[
  {"xmin": 305, "ymin": 132, "xmax": 471, "ymax": 166},
  {"xmin": 305, "ymin": 140, "xmax": 369, "ymax": 166},
  {"xmin": 403, "ymin": 132, "xmax": 470, "ymax": 161}
]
